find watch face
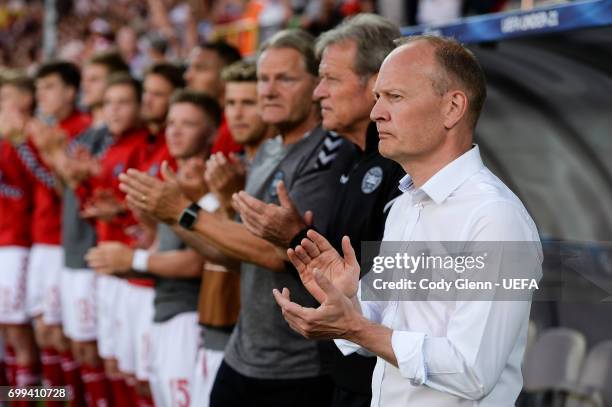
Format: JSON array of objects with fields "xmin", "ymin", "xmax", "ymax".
[{"xmin": 179, "ymin": 208, "xmax": 197, "ymax": 229}]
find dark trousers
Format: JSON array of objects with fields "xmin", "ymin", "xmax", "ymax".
[
  {"xmin": 331, "ymin": 386, "xmax": 371, "ymax": 407},
  {"xmin": 210, "ymin": 360, "xmax": 334, "ymax": 407}
]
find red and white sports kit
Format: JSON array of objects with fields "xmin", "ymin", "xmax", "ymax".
[
  {"xmin": 0, "ymin": 139, "xmax": 33, "ymax": 325},
  {"xmin": 74, "ymin": 126, "xmax": 148, "ymax": 356},
  {"xmin": 114, "ymin": 130, "xmax": 176, "ymax": 382},
  {"xmin": 23, "ymin": 111, "xmax": 91, "ymax": 327}
]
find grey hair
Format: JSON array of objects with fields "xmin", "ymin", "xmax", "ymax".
[
  {"xmin": 258, "ymin": 29, "xmax": 318, "ymax": 76},
  {"xmin": 315, "ymin": 13, "xmax": 400, "ymax": 80}
]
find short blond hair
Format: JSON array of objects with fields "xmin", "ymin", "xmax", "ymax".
[{"xmin": 221, "ymin": 60, "xmax": 257, "ymax": 83}]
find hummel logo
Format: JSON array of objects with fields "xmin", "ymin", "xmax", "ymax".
[
  {"xmin": 318, "ymin": 150, "xmax": 337, "ymax": 166},
  {"xmin": 340, "ymin": 175, "xmax": 349, "ymax": 184},
  {"xmin": 324, "ymin": 136, "xmax": 343, "ymax": 151},
  {"xmin": 315, "ymin": 132, "xmax": 343, "ymax": 170}
]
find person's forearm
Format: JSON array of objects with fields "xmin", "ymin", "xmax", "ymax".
[
  {"xmin": 47, "ymin": 146, "xmax": 66, "ymax": 172},
  {"xmin": 48, "ymin": 149, "xmax": 82, "ymax": 189},
  {"xmin": 348, "ymin": 301, "xmax": 530, "ymax": 400},
  {"xmin": 216, "ymin": 198, "xmax": 236, "ymax": 220},
  {"xmin": 191, "ymin": 211, "xmax": 286, "ymax": 272},
  {"xmin": 145, "ymin": 249, "xmax": 204, "ymax": 278},
  {"xmin": 147, "ymin": 0, "xmax": 173, "ymax": 30},
  {"xmin": 347, "ymin": 315, "xmax": 398, "ymax": 367},
  {"xmin": 350, "ymin": 295, "xmax": 362, "ymax": 314},
  {"xmin": 170, "ymin": 224, "xmax": 239, "ymax": 270}
]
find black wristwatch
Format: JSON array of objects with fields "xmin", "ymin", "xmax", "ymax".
[{"xmin": 178, "ymin": 203, "xmax": 201, "ymax": 230}]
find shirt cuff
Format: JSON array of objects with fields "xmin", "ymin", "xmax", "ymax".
[
  {"xmin": 131, "ymin": 249, "xmax": 150, "ymax": 273},
  {"xmin": 391, "ymin": 331, "xmax": 427, "ymax": 386},
  {"xmin": 333, "ymin": 338, "xmax": 376, "ymax": 357},
  {"xmin": 198, "ymin": 193, "xmax": 220, "ymax": 213},
  {"xmin": 334, "ymin": 338, "xmax": 361, "ymax": 356}
]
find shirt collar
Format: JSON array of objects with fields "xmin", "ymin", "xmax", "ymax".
[
  {"xmin": 398, "ymin": 175, "xmax": 427, "ymax": 205},
  {"xmin": 399, "ymin": 145, "xmax": 484, "ymax": 205}
]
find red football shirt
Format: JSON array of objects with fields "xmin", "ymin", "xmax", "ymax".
[
  {"xmin": 77, "ymin": 127, "xmax": 149, "ymax": 244},
  {"xmin": 210, "ymin": 114, "xmax": 243, "ymax": 156},
  {"xmin": 60, "ymin": 111, "xmax": 93, "ymax": 138},
  {"xmin": 138, "ymin": 128, "xmax": 176, "ymax": 178},
  {"xmin": 129, "ymin": 129, "xmax": 177, "ymax": 287},
  {"xmin": 25, "ymin": 111, "xmax": 92, "ymax": 245},
  {"xmin": 0, "ymin": 140, "xmax": 34, "ymax": 247}
]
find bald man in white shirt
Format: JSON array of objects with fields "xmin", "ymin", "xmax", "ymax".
[{"xmin": 273, "ymin": 35, "xmax": 542, "ymax": 406}]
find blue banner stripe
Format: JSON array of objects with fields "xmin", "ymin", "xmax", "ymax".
[{"xmin": 401, "ymin": 0, "xmax": 612, "ymax": 43}]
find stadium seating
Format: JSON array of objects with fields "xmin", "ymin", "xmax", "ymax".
[
  {"xmin": 564, "ymin": 340, "xmax": 612, "ymax": 407},
  {"xmin": 521, "ymin": 328, "xmax": 586, "ymax": 407}
]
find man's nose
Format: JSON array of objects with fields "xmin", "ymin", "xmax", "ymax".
[
  {"xmin": 313, "ymin": 79, "xmax": 328, "ymax": 101},
  {"xmin": 259, "ymin": 80, "xmax": 278, "ymax": 98},
  {"xmin": 370, "ymin": 98, "xmax": 389, "ymax": 122}
]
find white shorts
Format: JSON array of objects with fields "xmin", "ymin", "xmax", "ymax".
[
  {"xmin": 113, "ymin": 280, "xmax": 131, "ymax": 371},
  {"xmin": 0, "ymin": 247, "xmax": 29, "ymax": 324},
  {"xmin": 96, "ymin": 274, "xmax": 121, "ymax": 359},
  {"xmin": 116, "ymin": 282, "xmax": 154, "ymax": 381},
  {"xmin": 25, "ymin": 244, "xmax": 63, "ymax": 324},
  {"xmin": 149, "ymin": 312, "xmax": 199, "ymax": 407},
  {"xmin": 191, "ymin": 346, "xmax": 224, "ymax": 407},
  {"xmin": 60, "ymin": 269, "xmax": 97, "ymax": 341}
]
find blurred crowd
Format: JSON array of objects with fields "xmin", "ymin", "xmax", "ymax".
[{"xmin": 0, "ymin": 0, "xmax": 519, "ymax": 72}]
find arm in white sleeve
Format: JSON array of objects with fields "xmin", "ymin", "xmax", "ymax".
[
  {"xmin": 392, "ymin": 300, "xmax": 531, "ymax": 399},
  {"xmin": 334, "ymin": 285, "xmax": 387, "ymax": 356},
  {"xmin": 372, "ymin": 201, "xmax": 542, "ymax": 399}
]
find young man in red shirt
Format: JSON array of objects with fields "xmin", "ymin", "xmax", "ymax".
[
  {"xmin": 184, "ymin": 41, "xmax": 243, "ymax": 156},
  {"xmin": 0, "ymin": 138, "xmax": 35, "ymax": 388},
  {"xmin": 113, "ymin": 63, "xmax": 184, "ymax": 405},
  {"xmin": 76, "ymin": 73, "xmax": 151, "ymax": 406},
  {"xmin": 140, "ymin": 62, "xmax": 184, "ymax": 178},
  {"xmin": 45, "ymin": 53, "xmax": 130, "ymax": 407},
  {"xmin": 27, "ymin": 62, "xmax": 92, "ymax": 403},
  {"xmin": 0, "ymin": 75, "xmax": 37, "ymax": 394},
  {"xmin": 28, "ymin": 61, "xmax": 92, "ymax": 341},
  {"xmin": 87, "ymin": 90, "xmax": 221, "ymax": 407}
]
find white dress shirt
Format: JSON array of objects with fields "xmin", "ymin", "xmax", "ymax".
[{"xmin": 336, "ymin": 145, "xmax": 542, "ymax": 406}]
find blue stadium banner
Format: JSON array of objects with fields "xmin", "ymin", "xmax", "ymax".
[{"xmin": 401, "ymin": 0, "xmax": 612, "ymax": 43}]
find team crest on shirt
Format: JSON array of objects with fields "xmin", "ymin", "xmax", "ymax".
[
  {"xmin": 113, "ymin": 163, "xmax": 126, "ymax": 178},
  {"xmin": 269, "ymin": 170, "xmax": 284, "ymax": 198},
  {"xmin": 361, "ymin": 166, "xmax": 383, "ymax": 194},
  {"xmin": 0, "ymin": 171, "xmax": 23, "ymax": 199}
]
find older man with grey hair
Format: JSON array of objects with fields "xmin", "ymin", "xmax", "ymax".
[{"xmin": 233, "ymin": 14, "xmax": 405, "ymax": 407}]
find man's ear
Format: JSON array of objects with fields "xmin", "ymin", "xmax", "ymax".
[
  {"xmin": 67, "ymin": 86, "xmax": 78, "ymax": 105},
  {"xmin": 442, "ymin": 90, "xmax": 468, "ymax": 130},
  {"xmin": 366, "ymin": 73, "xmax": 378, "ymax": 91},
  {"xmin": 365, "ymin": 73, "xmax": 378, "ymax": 103}
]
